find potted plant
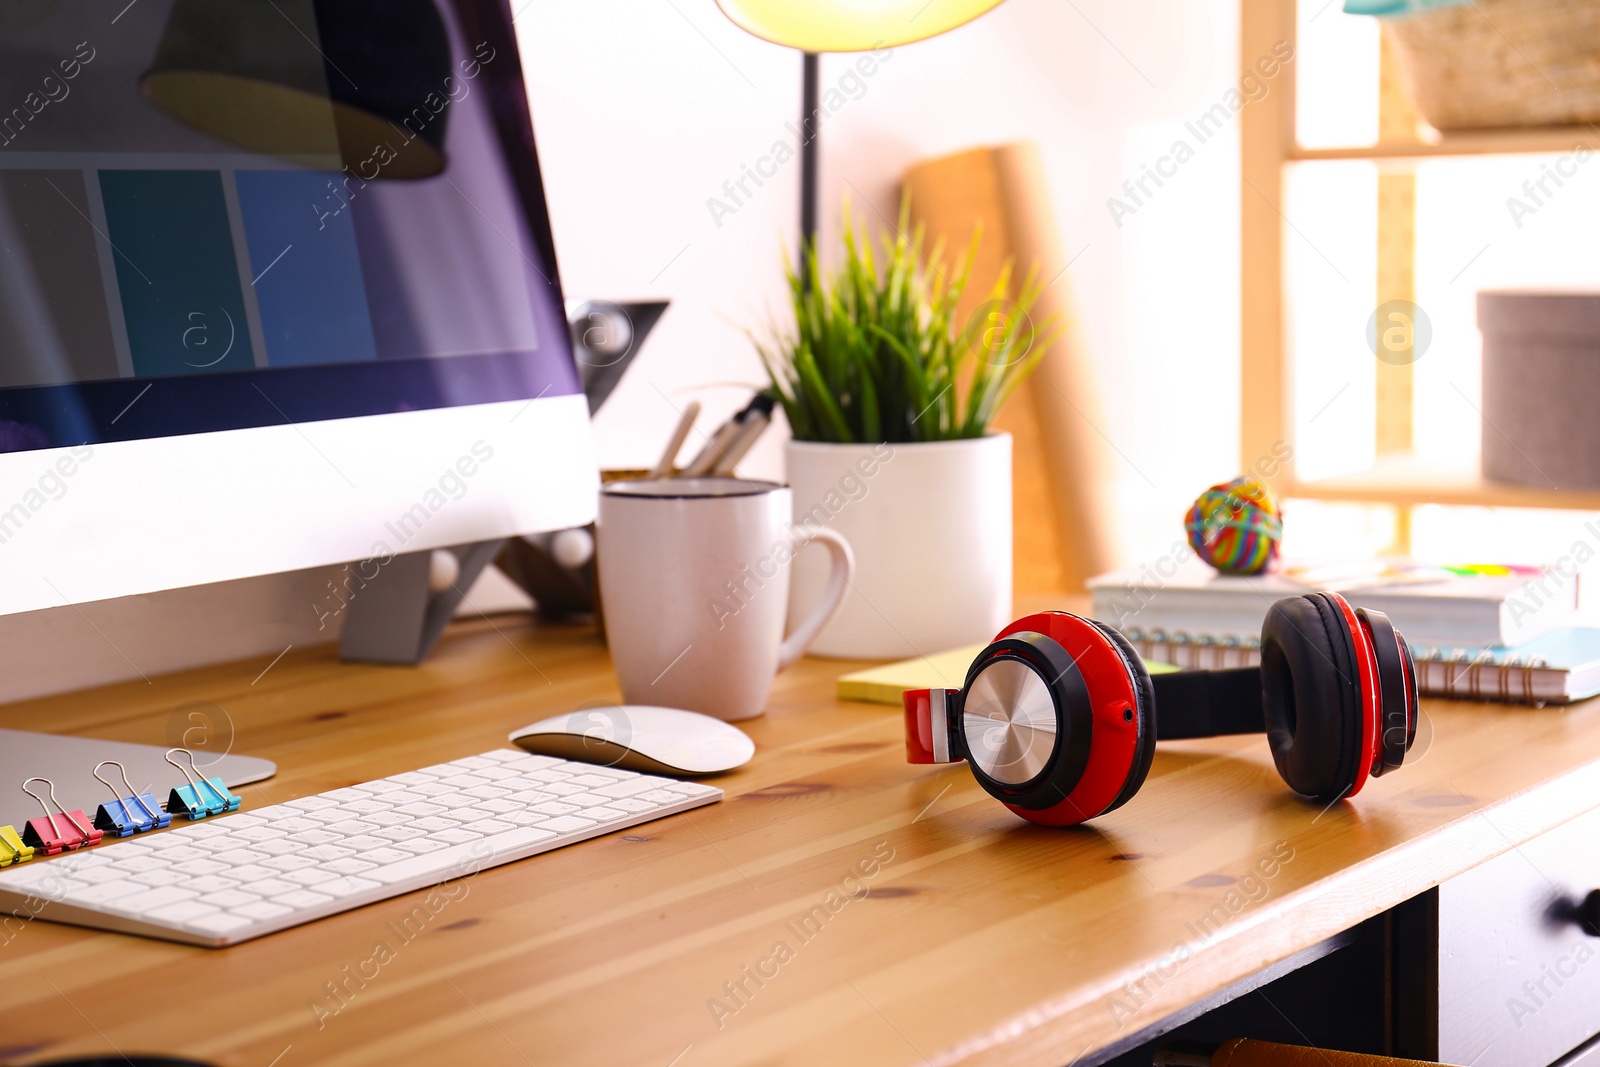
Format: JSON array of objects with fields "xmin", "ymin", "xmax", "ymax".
[{"xmin": 755, "ymin": 198, "xmax": 1054, "ymax": 659}]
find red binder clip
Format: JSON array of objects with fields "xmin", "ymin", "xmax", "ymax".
[{"xmin": 21, "ymin": 777, "xmax": 103, "ymax": 855}]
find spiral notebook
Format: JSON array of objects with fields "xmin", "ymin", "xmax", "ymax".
[
  {"xmin": 1121, "ymin": 626, "xmax": 1600, "ymax": 706},
  {"xmin": 836, "ymin": 629, "xmax": 1600, "ymax": 707}
]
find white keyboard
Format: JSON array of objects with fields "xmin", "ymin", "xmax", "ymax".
[{"xmin": 0, "ymin": 749, "xmax": 721, "ymax": 946}]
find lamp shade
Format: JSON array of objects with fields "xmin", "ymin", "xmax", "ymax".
[
  {"xmin": 715, "ymin": 0, "xmax": 1006, "ymax": 52},
  {"xmin": 141, "ymin": 0, "xmax": 453, "ymax": 179}
]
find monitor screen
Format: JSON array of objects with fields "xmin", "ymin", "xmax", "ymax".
[{"xmin": 0, "ymin": 0, "xmax": 578, "ymax": 454}]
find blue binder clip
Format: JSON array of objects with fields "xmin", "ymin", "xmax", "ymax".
[
  {"xmin": 92, "ymin": 760, "xmax": 170, "ymax": 836},
  {"xmin": 165, "ymin": 748, "xmax": 241, "ymax": 820}
]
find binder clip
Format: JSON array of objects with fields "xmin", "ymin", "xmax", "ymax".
[
  {"xmin": 165, "ymin": 749, "xmax": 240, "ymax": 820},
  {"xmin": 20, "ymin": 777, "xmax": 103, "ymax": 855},
  {"xmin": 0, "ymin": 824, "xmax": 33, "ymax": 867},
  {"xmin": 92, "ymin": 760, "xmax": 170, "ymax": 836}
]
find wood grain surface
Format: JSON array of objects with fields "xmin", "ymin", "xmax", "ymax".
[{"xmin": 2, "ymin": 602, "xmax": 1600, "ymax": 1067}]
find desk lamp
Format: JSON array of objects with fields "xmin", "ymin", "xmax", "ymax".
[{"xmin": 715, "ymin": 0, "xmax": 1008, "ymax": 262}]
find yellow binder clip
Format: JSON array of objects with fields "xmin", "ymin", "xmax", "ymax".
[{"xmin": 0, "ymin": 824, "xmax": 34, "ymax": 867}]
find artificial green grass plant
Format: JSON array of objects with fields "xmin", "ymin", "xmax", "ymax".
[{"xmin": 756, "ymin": 198, "xmax": 1055, "ymax": 444}]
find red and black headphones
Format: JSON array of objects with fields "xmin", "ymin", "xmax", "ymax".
[{"xmin": 903, "ymin": 592, "xmax": 1419, "ymax": 826}]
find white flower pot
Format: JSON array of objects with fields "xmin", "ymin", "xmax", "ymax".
[{"xmin": 785, "ymin": 434, "xmax": 1012, "ymax": 660}]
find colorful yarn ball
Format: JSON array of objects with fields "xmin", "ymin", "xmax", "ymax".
[{"xmin": 1185, "ymin": 475, "xmax": 1283, "ymax": 575}]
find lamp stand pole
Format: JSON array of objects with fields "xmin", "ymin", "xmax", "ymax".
[{"xmin": 799, "ymin": 51, "xmax": 820, "ymax": 282}]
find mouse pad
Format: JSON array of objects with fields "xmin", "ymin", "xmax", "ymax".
[{"xmin": 0, "ymin": 730, "xmax": 276, "ymax": 830}]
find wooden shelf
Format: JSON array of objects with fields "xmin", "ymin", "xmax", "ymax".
[
  {"xmin": 1284, "ymin": 454, "xmax": 1600, "ymax": 511},
  {"xmin": 1292, "ymin": 125, "xmax": 1598, "ymax": 162}
]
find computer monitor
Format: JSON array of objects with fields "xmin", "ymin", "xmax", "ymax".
[{"xmin": 0, "ymin": 0, "xmax": 597, "ymax": 621}]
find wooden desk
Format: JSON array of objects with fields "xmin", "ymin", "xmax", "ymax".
[{"xmin": 3, "ymin": 608, "xmax": 1600, "ymax": 1067}]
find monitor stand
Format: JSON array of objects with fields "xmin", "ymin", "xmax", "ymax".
[
  {"xmin": 0, "ymin": 730, "xmax": 275, "ymax": 832},
  {"xmin": 339, "ymin": 541, "xmax": 505, "ymax": 665}
]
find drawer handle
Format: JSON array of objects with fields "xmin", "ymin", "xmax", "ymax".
[{"xmin": 1585, "ymin": 890, "xmax": 1600, "ymax": 938}]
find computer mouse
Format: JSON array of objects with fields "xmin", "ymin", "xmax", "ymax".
[{"xmin": 509, "ymin": 705, "xmax": 754, "ymax": 777}]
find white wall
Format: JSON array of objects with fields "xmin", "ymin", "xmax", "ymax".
[
  {"xmin": 1, "ymin": 0, "xmax": 1248, "ymax": 701},
  {"xmin": 527, "ymin": 0, "xmax": 1244, "ymax": 562}
]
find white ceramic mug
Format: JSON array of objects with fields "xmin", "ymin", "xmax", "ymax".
[{"xmin": 596, "ymin": 477, "xmax": 854, "ymax": 721}]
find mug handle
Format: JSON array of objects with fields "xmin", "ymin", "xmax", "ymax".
[{"xmin": 777, "ymin": 524, "xmax": 855, "ymax": 671}]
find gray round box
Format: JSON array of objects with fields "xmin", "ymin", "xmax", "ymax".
[{"xmin": 1479, "ymin": 290, "xmax": 1600, "ymax": 490}]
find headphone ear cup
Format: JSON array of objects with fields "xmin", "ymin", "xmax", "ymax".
[
  {"xmin": 1087, "ymin": 619, "xmax": 1156, "ymax": 816},
  {"xmin": 1260, "ymin": 594, "xmax": 1363, "ymax": 801}
]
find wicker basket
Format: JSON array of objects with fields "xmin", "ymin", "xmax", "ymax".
[{"xmin": 1383, "ymin": 0, "xmax": 1600, "ymax": 129}]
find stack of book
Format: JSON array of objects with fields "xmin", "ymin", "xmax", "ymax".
[{"xmin": 1087, "ymin": 557, "xmax": 1597, "ymax": 705}]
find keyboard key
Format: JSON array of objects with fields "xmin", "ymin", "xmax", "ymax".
[
  {"xmin": 184, "ymin": 875, "xmax": 240, "ymax": 894},
  {"xmin": 232, "ymin": 826, "xmax": 287, "ymax": 843},
  {"xmin": 220, "ymin": 814, "xmax": 265, "ymax": 829},
  {"xmin": 253, "ymin": 839, "xmax": 300, "ymax": 857},
  {"xmin": 272, "ymin": 817, "xmax": 321, "ymax": 833},
  {"xmin": 374, "ymin": 826, "xmax": 425, "ymax": 842},
  {"xmin": 409, "ymin": 782, "xmax": 454, "ymax": 798},
  {"xmin": 326, "ymin": 858, "xmax": 376, "ymax": 875},
  {"xmin": 199, "ymin": 889, "xmax": 260, "ymax": 907},
  {"xmin": 530, "ymin": 802, "xmax": 578, "ymax": 817},
  {"xmin": 343, "ymin": 799, "xmax": 393, "ymax": 815},
  {"xmin": 562, "ymin": 793, "xmax": 614, "ymax": 808},
  {"xmin": 288, "ymin": 829, "xmax": 342, "ymax": 846},
  {"xmin": 261, "ymin": 856, "xmax": 316, "ymax": 873},
  {"xmin": 540, "ymin": 816, "xmax": 599, "ymax": 834},
  {"xmin": 148, "ymin": 901, "xmax": 219, "ymax": 924},
  {"xmin": 411, "ymin": 817, "xmax": 457, "ymax": 832},
  {"xmin": 366, "ymin": 812, "xmax": 413, "ymax": 827},
  {"xmin": 434, "ymin": 795, "xmax": 479, "ymax": 811},
  {"xmin": 248, "ymin": 878, "xmax": 300, "ymax": 897},
  {"xmin": 352, "ymin": 779, "xmax": 406, "ymax": 795},
  {"xmin": 448, "ymin": 756, "xmax": 497, "ymax": 770},
  {"xmin": 342, "ymin": 836, "xmax": 389, "ymax": 852},
  {"xmin": 285, "ymin": 796, "xmax": 338, "ymax": 812},
  {"xmin": 303, "ymin": 844, "xmax": 357, "ymax": 861},
  {"xmin": 506, "ymin": 789, "xmax": 557, "ymax": 804},
  {"xmin": 476, "ymin": 767, "xmax": 520, "ymax": 781},
  {"xmin": 129, "ymin": 870, "xmax": 187, "ymax": 888},
  {"xmin": 567, "ymin": 774, "xmax": 619, "ymax": 788},
  {"xmin": 322, "ymin": 788, "xmax": 367, "ymax": 803},
  {"xmin": 461, "ymin": 819, "xmax": 514, "ymax": 836},
  {"xmin": 605, "ymin": 798, "xmax": 658, "ymax": 814},
  {"xmin": 213, "ymin": 849, "xmax": 268, "ymax": 866},
  {"xmin": 522, "ymin": 769, "xmax": 574, "ymax": 784},
  {"xmin": 325, "ymin": 820, "xmax": 375, "ymax": 837},
  {"xmin": 637, "ymin": 790, "xmax": 684, "ymax": 805},
  {"xmin": 666, "ymin": 782, "xmax": 723, "ymax": 798},
  {"xmin": 464, "ymin": 785, "xmax": 511, "ymax": 800},
  {"xmin": 480, "ymin": 750, "xmax": 525, "ymax": 763},
  {"xmin": 155, "ymin": 845, "xmax": 208, "ymax": 862},
  {"xmin": 285, "ymin": 869, "xmax": 338, "ymax": 887},
  {"xmin": 542, "ymin": 783, "xmax": 587, "ymax": 797},
  {"xmin": 472, "ymin": 798, "xmax": 520, "ymax": 814},
  {"xmin": 188, "ymin": 912, "xmax": 255, "ymax": 936},
  {"xmin": 114, "ymin": 856, "xmax": 167, "ymax": 873},
  {"xmin": 503, "ymin": 754, "xmax": 562, "ymax": 771},
  {"xmin": 394, "ymin": 802, "xmax": 445, "ymax": 817},
  {"xmin": 114, "ymin": 886, "xmax": 199, "ymax": 914},
  {"xmin": 172, "ymin": 859, "xmax": 227, "ymax": 876},
  {"xmin": 232, "ymin": 900, "xmax": 293, "ymax": 921},
  {"xmin": 392, "ymin": 839, "xmax": 441, "ymax": 855},
  {"xmin": 317, "ymin": 876, "xmax": 381, "ymax": 899},
  {"xmin": 356, "ymin": 848, "xmax": 410, "ymax": 865},
  {"xmin": 583, "ymin": 807, "xmax": 630, "ymax": 823},
  {"xmin": 440, "ymin": 774, "xmax": 490, "ymax": 788},
  {"xmin": 388, "ymin": 771, "xmax": 436, "ymax": 785},
  {"xmin": 502, "ymin": 810, "xmax": 551, "ymax": 827},
  {"xmin": 435, "ymin": 828, "xmax": 482, "ymax": 844},
  {"xmin": 228, "ymin": 865, "xmax": 278, "ymax": 883},
  {"xmin": 594, "ymin": 777, "xmax": 669, "ymax": 799}
]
